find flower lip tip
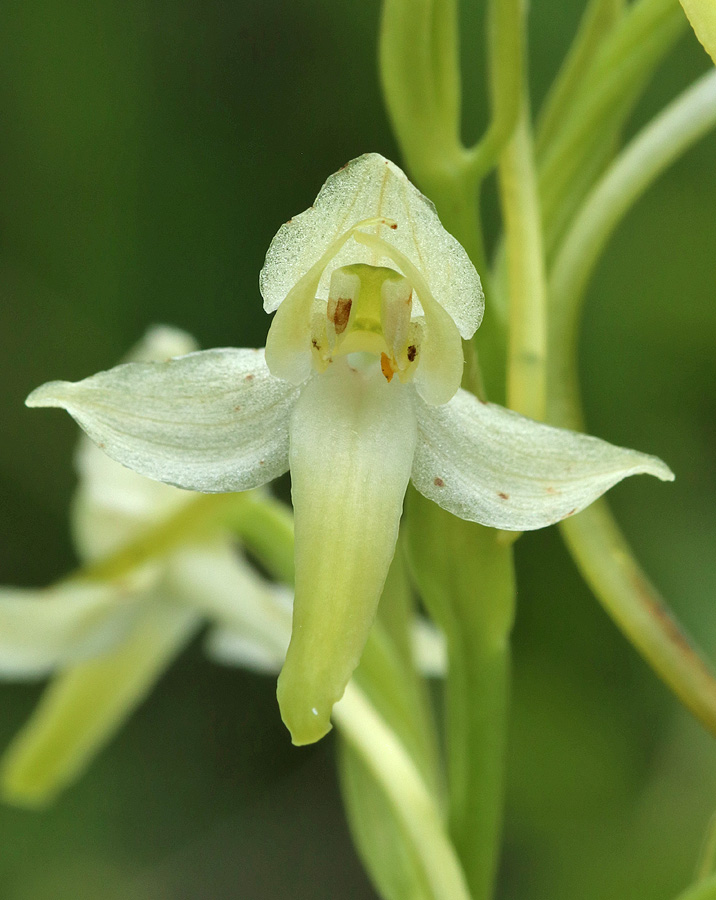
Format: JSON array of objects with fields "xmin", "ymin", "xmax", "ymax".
[{"xmin": 287, "ymin": 717, "xmax": 333, "ymax": 747}]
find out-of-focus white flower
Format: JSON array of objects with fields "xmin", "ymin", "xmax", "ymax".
[{"xmin": 1, "ymin": 327, "xmax": 292, "ymax": 805}]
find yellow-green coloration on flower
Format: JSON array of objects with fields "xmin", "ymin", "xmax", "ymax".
[{"xmin": 27, "ymin": 154, "xmax": 674, "ymax": 746}]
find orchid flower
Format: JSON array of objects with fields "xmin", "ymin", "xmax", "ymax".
[
  {"xmin": 1, "ymin": 327, "xmax": 292, "ymax": 805},
  {"xmin": 27, "ymin": 153, "xmax": 674, "ymax": 746}
]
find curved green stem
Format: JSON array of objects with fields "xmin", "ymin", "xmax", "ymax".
[
  {"xmin": 696, "ymin": 813, "xmax": 716, "ymax": 883},
  {"xmin": 548, "ymin": 67, "xmax": 716, "ymax": 428},
  {"xmin": 406, "ymin": 490, "xmax": 515, "ymax": 900},
  {"xmin": 465, "ymin": 0, "xmax": 523, "ymax": 183},
  {"xmin": 224, "ymin": 492, "xmax": 295, "ymax": 586},
  {"xmin": 560, "ymin": 503, "xmax": 716, "ymax": 738},
  {"xmin": 380, "ymin": 0, "xmax": 464, "ymax": 184},
  {"xmin": 538, "ymin": 0, "xmax": 686, "ymax": 239},
  {"xmin": 547, "ymin": 69, "xmax": 716, "ymax": 737},
  {"xmin": 673, "ymin": 874, "xmax": 716, "ymax": 900},
  {"xmin": 536, "ymin": 0, "xmax": 625, "ymax": 153},
  {"xmin": 69, "ymin": 493, "xmax": 245, "ymax": 585},
  {"xmin": 334, "ymin": 681, "xmax": 472, "ymax": 900}
]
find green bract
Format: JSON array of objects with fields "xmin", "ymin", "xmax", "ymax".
[
  {"xmin": 27, "ymin": 153, "xmax": 674, "ymax": 746},
  {"xmin": 680, "ymin": 0, "xmax": 716, "ymax": 65}
]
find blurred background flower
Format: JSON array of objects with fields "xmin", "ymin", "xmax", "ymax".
[{"xmin": 0, "ymin": 1, "xmax": 714, "ymax": 897}]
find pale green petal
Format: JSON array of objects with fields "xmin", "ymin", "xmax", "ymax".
[
  {"xmin": 0, "ymin": 600, "xmax": 199, "ymax": 807},
  {"xmin": 680, "ymin": 0, "xmax": 716, "ymax": 64},
  {"xmin": 278, "ymin": 362, "xmax": 417, "ymax": 745},
  {"xmin": 264, "ymin": 223, "xmax": 369, "ymax": 384},
  {"xmin": 71, "ymin": 326, "xmax": 200, "ymax": 560},
  {"xmin": 412, "ymin": 388, "xmax": 674, "ymax": 531},
  {"xmin": 0, "ymin": 583, "xmax": 135, "ymax": 678},
  {"xmin": 27, "ymin": 348, "xmax": 298, "ymax": 493},
  {"xmin": 166, "ymin": 542, "xmax": 292, "ymax": 665},
  {"xmin": 260, "ymin": 153, "xmax": 483, "ymax": 339}
]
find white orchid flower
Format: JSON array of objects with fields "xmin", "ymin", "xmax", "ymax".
[
  {"xmin": 1, "ymin": 327, "xmax": 292, "ymax": 805},
  {"xmin": 26, "ymin": 154, "xmax": 673, "ymax": 746}
]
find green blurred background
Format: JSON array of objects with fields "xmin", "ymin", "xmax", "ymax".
[{"xmin": 0, "ymin": 1, "xmax": 715, "ymax": 897}]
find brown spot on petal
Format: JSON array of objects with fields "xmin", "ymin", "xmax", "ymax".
[
  {"xmin": 565, "ymin": 508, "xmax": 577, "ymax": 517},
  {"xmin": 546, "ymin": 486, "xmax": 557, "ymax": 494},
  {"xmin": 98, "ymin": 442, "xmax": 106, "ymax": 449},
  {"xmin": 380, "ymin": 353, "xmax": 395, "ymax": 382},
  {"xmin": 434, "ymin": 477, "xmax": 445, "ymax": 487},
  {"xmin": 407, "ymin": 345, "xmax": 417, "ymax": 362},
  {"xmin": 498, "ymin": 492, "xmax": 509, "ymax": 500},
  {"xmin": 312, "ymin": 338, "xmax": 320, "ymax": 350},
  {"xmin": 234, "ymin": 405, "xmax": 242, "ymax": 412},
  {"xmin": 390, "ymin": 223, "xmax": 398, "ymax": 230},
  {"xmin": 245, "ymin": 374, "xmax": 254, "ymax": 382}
]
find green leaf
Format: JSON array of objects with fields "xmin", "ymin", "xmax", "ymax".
[{"xmin": 680, "ymin": 0, "xmax": 716, "ymax": 63}]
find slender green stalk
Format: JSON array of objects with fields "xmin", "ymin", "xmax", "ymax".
[
  {"xmin": 68, "ymin": 493, "xmax": 244, "ymax": 585},
  {"xmin": 338, "ymin": 555, "xmax": 446, "ymax": 900},
  {"xmin": 466, "ymin": 0, "xmax": 523, "ymax": 183},
  {"xmin": 536, "ymin": 0, "xmax": 625, "ymax": 153},
  {"xmin": 334, "ymin": 682, "xmax": 472, "ymax": 900},
  {"xmin": 547, "ymin": 69, "xmax": 716, "ymax": 738},
  {"xmin": 380, "ymin": 0, "xmax": 464, "ymax": 183},
  {"xmin": 498, "ymin": 98, "xmax": 548, "ymax": 421},
  {"xmin": 406, "ymin": 490, "xmax": 515, "ymax": 900},
  {"xmin": 548, "ymin": 68, "xmax": 716, "ymax": 429},
  {"xmin": 672, "ymin": 873, "xmax": 716, "ymax": 900},
  {"xmin": 538, "ymin": 0, "xmax": 686, "ymax": 236},
  {"xmin": 561, "ymin": 502, "xmax": 716, "ymax": 738},
  {"xmin": 355, "ymin": 617, "xmax": 443, "ymax": 798},
  {"xmin": 225, "ymin": 492, "xmax": 295, "ymax": 586},
  {"xmin": 696, "ymin": 814, "xmax": 716, "ymax": 883}
]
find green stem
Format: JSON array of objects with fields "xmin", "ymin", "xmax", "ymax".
[
  {"xmin": 548, "ymin": 68, "xmax": 716, "ymax": 427},
  {"xmin": 334, "ymin": 681, "xmax": 472, "ymax": 900},
  {"xmin": 673, "ymin": 874, "xmax": 716, "ymax": 900},
  {"xmin": 69, "ymin": 493, "xmax": 244, "ymax": 584},
  {"xmin": 498, "ymin": 97, "xmax": 548, "ymax": 421},
  {"xmin": 465, "ymin": 0, "xmax": 523, "ymax": 183},
  {"xmin": 225, "ymin": 492, "xmax": 296, "ymax": 586},
  {"xmin": 536, "ymin": 0, "xmax": 625, "ymax": 153},
  {"xmin": 561, "ymin": 502, "xmax": 716, "ymax": 739},
  {"xmin": 406, "ymin": 490, "xmax": 515, "ymax": 900},
  {"xmin": 538, "ymin": 0, "xmax": 686, "ymax": 237},
  {"xmin": 380, "ymin": 0, "xmax": 464, "ymax": 184},
  {"xmin": 696, "ymin": 814, "xmax": 716, "ymax": 883},
  {"xmin": 546, "ymin": 69, "xmax": 716, "ymax": 738}
]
